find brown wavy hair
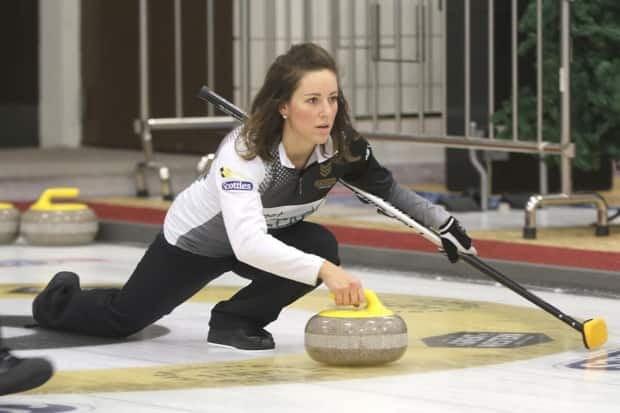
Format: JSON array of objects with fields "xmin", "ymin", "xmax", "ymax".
[{"xmin": 238, "ymin": 43, "xmax": 359, "ymax": 163}]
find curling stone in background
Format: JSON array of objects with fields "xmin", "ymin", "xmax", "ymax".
[
  {"xmin": 21, "ymin": 188, "xmax": 98, "ymax": 246},
  {"xmin": 305, "ymin": 289, "xmax": 408, "ymax": 366},
  {"xmin": 0, "ymin": 203, "xmax": 20, "ymax": 244}
]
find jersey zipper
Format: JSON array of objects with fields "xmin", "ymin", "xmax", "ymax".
[{"xmin": 297, "ymin": 161, "xmax": 316, "ymax": 198}]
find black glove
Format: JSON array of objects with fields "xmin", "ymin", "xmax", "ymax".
[{"xmin": 438, "ymin": 216, "xmax": 477, "ymax": 263}]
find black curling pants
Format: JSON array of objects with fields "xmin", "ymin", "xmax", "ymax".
[{"xmin": 32, "ymin": 221, "xmax": 339, "ymax": 338}]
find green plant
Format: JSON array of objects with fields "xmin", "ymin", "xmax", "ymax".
[{"xmin": 493, "ymin": 1, "xmax": 620, "ymax": 170}]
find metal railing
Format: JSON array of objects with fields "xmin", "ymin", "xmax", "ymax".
[
  {"xmin": 362, "ymin": 0, "xmax": 607, "ymax": 237},
  {"xmin": 521, "ymin": 0, "xmax": 608, "ymax": 239},
  {"xmin": 133, "ymin": 0, "xmax": 238, "ymax": 200},
  {"xmin": 524, "ymin": 193, "xmax": 609, "ymax": 238}
]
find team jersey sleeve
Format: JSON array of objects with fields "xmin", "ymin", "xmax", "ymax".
[
  {"xmin": 342, "ymin": 137, "xmax": 450, "ymax": 230},
  {"xmin": 215, "ymin": 144, "xmax": 325, "ymax": 286}
]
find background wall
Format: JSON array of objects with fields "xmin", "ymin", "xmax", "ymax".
[
  {"xmin": 19, "ymin": 0, "xmax": 448, "ymax": 167},
  {"xmin": 20, "ymin": 0, "xmax": 487, "ymax": 169}
]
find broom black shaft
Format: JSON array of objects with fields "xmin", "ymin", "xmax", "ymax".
[
  {"xmin": 198, "ymin": 86, "xmax": 247, "ymax": 120},
  {"xmin": 461, "ymin": 254, "xmax": 584, "ymax": 332}
]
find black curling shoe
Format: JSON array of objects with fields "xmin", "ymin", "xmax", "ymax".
[
  {"xmin": 207, "ymin": 327, "xmax": 275, "ymax": 350},
  {"xmin": 32, "ymin": 271, "xmax": 80, "ymax": 326},
  {"xmin": 0, "ymin": 348, "xmax": 54, "ymax": 395}
]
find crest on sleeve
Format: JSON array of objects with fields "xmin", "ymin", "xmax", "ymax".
[{"xmin": 220, "ymin": 166, "xmax": 248, "ymax": 179}]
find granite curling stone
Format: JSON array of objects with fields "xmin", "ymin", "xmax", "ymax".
[
  {"xmin": 304, "ymin": 289, "xmax": 408, "ymax": 366},
  {"xmin": 0, "ymin": 203, "xmax": 20, "ymax": 244},
  {"xmin": 21, "ymin": 188, "xmax": 98, "ymax": 246}
]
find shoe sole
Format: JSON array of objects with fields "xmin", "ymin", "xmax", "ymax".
[
  {"xmin": 207, "ymin": 328, "xmax": 275, "ymax": 351},
  {"xmin": 206, "ymin": 341, "xmax": 275, "ymax": 352}
]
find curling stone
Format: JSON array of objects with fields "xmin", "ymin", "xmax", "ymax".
[
  {"xmin": 21, "ymin": 188, "xmax": 98, "ymax": 246},
  {"xmin": 0, "ymin": 203, "xmax": 20, "ymax": 244},
  {"xmin": 304, "ymin": 289, "xmax": 408, "ymax": 366}
]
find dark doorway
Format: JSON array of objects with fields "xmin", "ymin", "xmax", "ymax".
[
  {"xmin": 0, "ymin": 0, "xmax": 39, "ymax": 148},
  {"xmin": 81, "ymin": 0, "xmax": 233, "ymax": 154}
]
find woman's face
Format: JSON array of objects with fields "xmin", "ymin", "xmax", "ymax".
[{"xmin": 280, "ymin": 69, "xmax": 339, "ymax": 147}]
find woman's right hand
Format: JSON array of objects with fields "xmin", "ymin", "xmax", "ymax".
[{"xmin": 318, "ymin": 260, "xmax": 365, "ymax": 306}]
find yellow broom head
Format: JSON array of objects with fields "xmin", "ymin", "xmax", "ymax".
[{"xmin": 583, "ymin": 318, "xmax": 608, "ymax": 350}]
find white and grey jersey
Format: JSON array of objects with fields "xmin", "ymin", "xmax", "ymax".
[{"xmin": 164, "ymin": 127, "xmax": 449, "ymax": 286}]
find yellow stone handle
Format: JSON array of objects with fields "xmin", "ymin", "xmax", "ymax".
[
  {"xmin": 363, "ymin": 289, "xmax": 392, "ymax": 315},
  {"xmin": 319, "ymin": 288, "xmax": 395, "ymax": 318},
  {"xmin": 30, "ymin": 188, "xmax": 87, "ymax": 211}
]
